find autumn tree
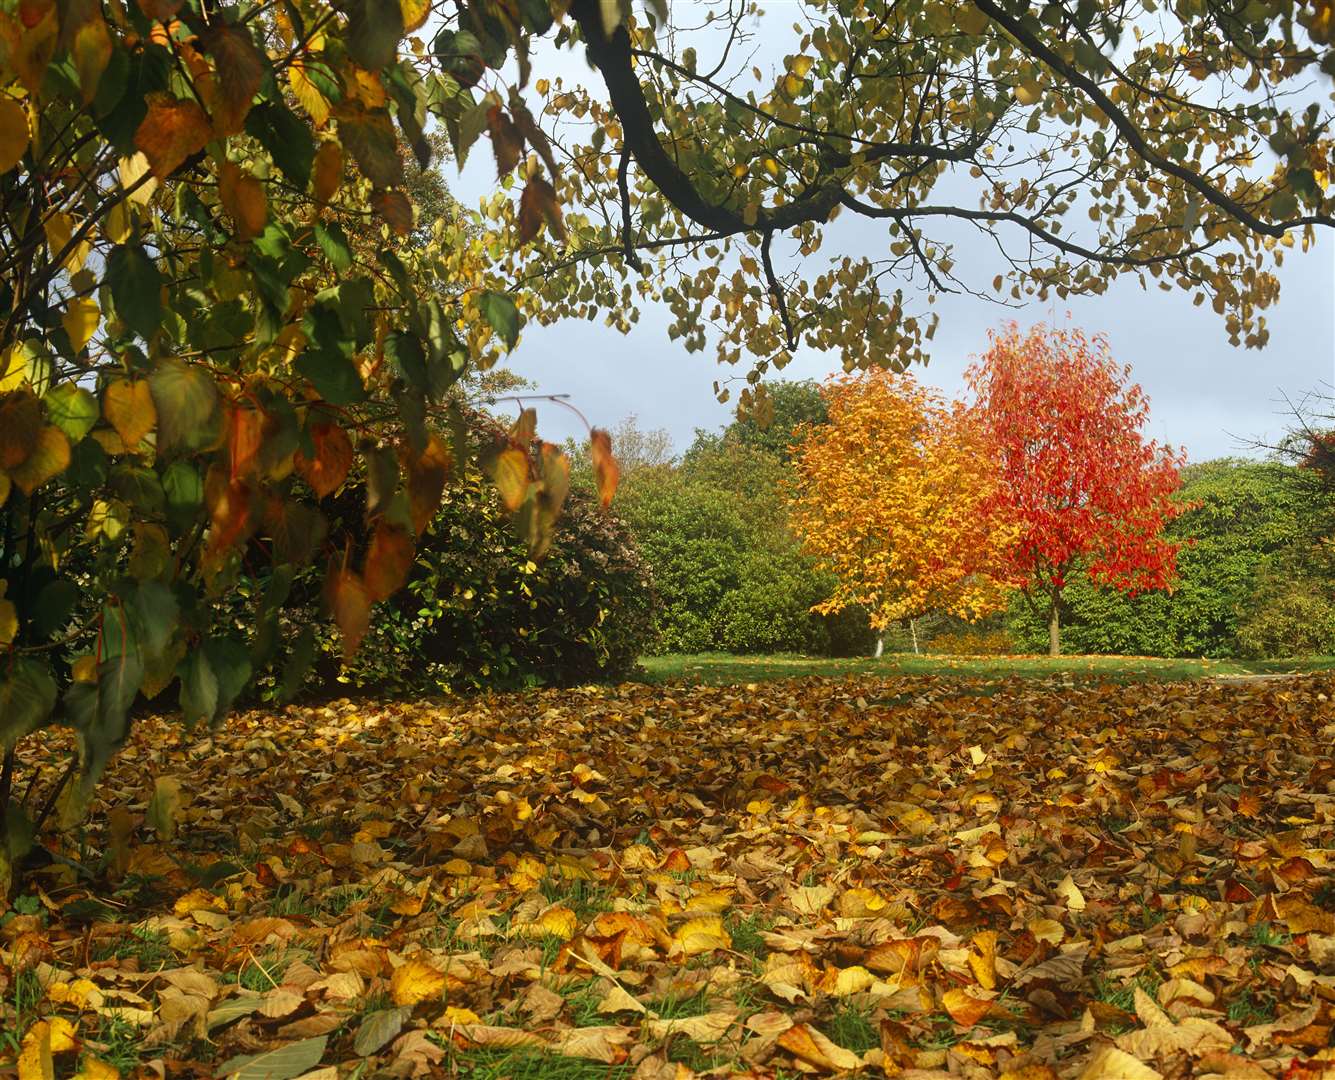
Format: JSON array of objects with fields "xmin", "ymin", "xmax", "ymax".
[
  {"xmin": 966, "ymin": 324, "xmax": 1186, "ymax": 657},
  {"xmin": 788, "ymin": 371, "xmax": 1016, "ymax": 653}
]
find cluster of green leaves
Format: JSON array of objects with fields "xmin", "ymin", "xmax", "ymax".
[{"xmin": 1007, "ymin": 460, "xmax": 1335, "ymax": 658}]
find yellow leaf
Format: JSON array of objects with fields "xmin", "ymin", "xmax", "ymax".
[
  {"xmin": 72, "ymin": 1057, "xmax": 120, "ymax": 1080},
  {"xmin": 0, "ymin": 472, "xmax": 10, "ymax": 509},
  {"xmin": 831, "ymin": 965, "xmax": 875, "ymax": 996},
  {"xmin": 671, "ymin": 915, "xmax": 731, "ymax": 957},
  {"xmin": 18, "ymin": 1018, "xmax": 76, "ymax": 1080},
  {"xmin": 536, "ymin": 904, "xmax": 579, "ymax": 941},
  {"xmin": 1015, "ymin": 78, "xmax": 1043, "ymax": 105},
  {"xmin": 1079, "ymin": 1046, "xmax": 1163, "ymax": 1080},
  {"xmin": 0, "ymin": 597, "xmax": 16, "ymax": 646},
  {"xmin": 103, "ymin": 378, "xmax": 157, "ymax": 449},
  {"xmin": 289, "ymin": 60, "xmax": 331, "ymax": 126},
  {"xmin": 0, "ymin": 95, "xmax": 30, "ymax": 172},
  {"xmin": 1056, "ymin": 873, "xmax": 1086, "ymax": 911},
  {"xmin": 72, "ymin": 654, "xmax": 98, "ymax": 683},
  {"xmin": 118, "ymin": 153, "xmax": 158, "ymax": 205},
  {"xmin": 1028, "ymin": 917, "xmax": 1065, "ymax": 945},
  {"xmin": 492, "ymin": 448, "xmax": 529, "ymax": 513},
  {"xmin": 969, "ymin": 929, "xmax": 999, "ymax": 989},
  {"xmin": 941, "ymin": 986, "xmax": 994, "ymax": 1027},
  {"xmin": 390, "ymin": 957, "xmax": 447, "ymax": 1006},
  {"xmin": 10, "ymin": 426, "xmax": 70, "ymax": 494},
  {"xmin": 62, "ymin": 298, "xmax": 100, "ymax": 353},
  {"xmin": 790, "ymin": 54, "xmax": 814, "ymax": 77}
]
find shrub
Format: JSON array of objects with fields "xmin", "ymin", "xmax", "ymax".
[
  {"xmin": 230, "ymin": 475, "xmax": 657, "ymax": 697},
  {"xmin": 928, "ymin": 628, "xmax": 1016, "ymax": 656}
]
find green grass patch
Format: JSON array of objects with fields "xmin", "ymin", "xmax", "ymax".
[
  {"xmin": 637, "ymin": 652, "xmax": 1335, "ymax": 686},
  {"xmin": 442, "ymin": 1047, "xmax": 634, "ymax": 1079},
  {"xmin": 92, "ymin": 926, "xmax": 174, "ymax": 968},
  {"xmin": 824, "ymin": 1003, "xmax": 879, "ymax": 1053}
]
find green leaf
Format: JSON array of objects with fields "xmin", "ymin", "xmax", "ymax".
[
  {"xmin": 385, "ymin": 330, "xmax": 427, "ymax": 392},
  {"xmin": 33, "ymin": 578, "xmax": 80, "ymax": 638},
  {"xmin": 314, "ymin": 221, "xmax": 353, "ymax": 272},
  {"xmin": 344, "ymin": 0, "xmax": 404, "ymax": 71},
  {"xmin": 44, "ymin": 383, "xmax": 99, "ymax": 441},
  {"xmin": 479, "ymin": 290, "xmax": 520, "ymax": 349},
  {"xmin": 245, "ymin": 101, "xmax": 315, "ymax": 188},
  {"xmin": 162, "ymin": 460, "xmax": 204, "ymax": 532},
  {"xmin": 295, "ymin": 348, "xmax": 365, "ymax": 406},
  {"xmin": 107, "ymin": 244, "xmax": 164, "ymax": 339},
  {"xmin": 279, "ymin": 627, "xmax": 316, "ymax": 704},
  {"xmin": 0, "ymin": 659, "xmax": 57, "ymax": 752},
  {"xmin": 179, "ymin": 637, "xmax": 251, "ymax": 730},
  {"xmin": 214, "ymin": 1035, "xmax": 327, "ymax": 1080},
  {"xmin": 149, "ymin": 359, "xmax": 221, "ymax": 456}
]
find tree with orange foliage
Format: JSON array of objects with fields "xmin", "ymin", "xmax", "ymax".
[
  {"xmin": 965, "ymin": 324, "xmax": 1187, "ymax": 657},
  {"xmin": 788, "ymin": 371, "xmax": 1017, "ymax": 654}
]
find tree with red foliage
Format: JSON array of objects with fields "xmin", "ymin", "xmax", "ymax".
[{"xmin": 966, "ymin": 324, "xmax": 1187, "ymax": 656}]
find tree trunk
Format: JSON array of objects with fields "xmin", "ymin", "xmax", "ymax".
[
  {"xmin": 1048, "ymin": 602, "xmax": 1061, "ymax": 657},
  {"xmin": 874, "ymin": 635, "xmax": 884, "ymax": 659},
  {"xmin": 910, "ymin": 618, "xmax": 919, "ymax": 655}
]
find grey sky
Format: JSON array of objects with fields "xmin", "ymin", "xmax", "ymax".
[{"xmin": 448, "ymin": 3, "xmax": 1335, "ymax": 465}]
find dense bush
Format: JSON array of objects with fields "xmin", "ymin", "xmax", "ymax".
[
  {"xmin": 1008, "ymin": 460, "xmax": 1334, "ymax": 657},
  {"xmin": 1235, "ymin": 546, "xmax": 1335, "ymax": 658},
  {"xmin": 928, "ymin": 628, "xmax": 1017, "ymax": 656},
  {"xmin": 618, "ymin": 432, "xmax": 875, "ymax": 656},
  {"xmin": 228, "ymin": 476, "xmax": 657, "ymax": 697}
]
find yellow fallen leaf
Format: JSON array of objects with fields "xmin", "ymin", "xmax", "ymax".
[
  {"xmin": 969, "ymin": 929, "xmax": 999, "ymax": 989},
  {"xmin": 671, "ymin": 915, "xmax": 731, "ymax": 957},
  {"xmin": 1057, "ymin": 873, "xmax": 1087, "ymax": 911},
  {"xmin": 537, "ymin": 904, "xmax": 579, "ymax": 941},
  {"xmin": 1079, "ymin": 1046, "xmax": 1163, "ymax": 1080},
  {"xmin": 778, "ymin": 1021, "xmax": 863, "ymax": 1071},
  {"xmin": 72, "ymin": 1058, "xmax": 120, "ymax": 1080},
  {"xmin": 1028, "ymin": 917, "xmax": 1065, "ymax": 945},
  {"xmin": 390, "ymin": 957, "xmax": 447, "ymax": 1006}
]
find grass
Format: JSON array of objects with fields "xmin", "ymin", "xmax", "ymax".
[
  {"xmin": 91, "ymin": 926, "xmax": 174, "ymax": 968},
  {"xmin": 638, "ymin": 651, "xmax": 1335, "ymax": 686},
  {"xmin": 824, "ymin": 1003, "xmax": 880, "ymax": 1053}
]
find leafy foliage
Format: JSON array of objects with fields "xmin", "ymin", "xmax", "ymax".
[
  {"xmin": 967, "ymin": 324, "xmax": 1187, "ymax": 655},
  {"xmin": 1008, "ymin": 460, "xmax": 1335, "ymax": 658},
  {"xmin": 789, "ymin": 370, "xmax": 1017, "ymax": 632},
  {"xmin": 618, "ymin": 434, "xmax": 869, "ymax": 656},
  {"xmin": 6, "ymin": 672, "xmax": 1335, "ymax": 1076}
]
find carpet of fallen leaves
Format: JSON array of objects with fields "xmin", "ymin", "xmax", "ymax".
[{"xmin": 4, "ymin": 674, "xmax": 1335, "ymax": 1080}]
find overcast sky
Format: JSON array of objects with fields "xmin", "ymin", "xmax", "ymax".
[{"xmin": 448, "ymin": 5, "xmax": 1335, "ymax": 466}]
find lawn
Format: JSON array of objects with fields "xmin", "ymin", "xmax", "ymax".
[{"xmin": 638, "ymin": 650, "xmax": 1335, "ymax": 685}]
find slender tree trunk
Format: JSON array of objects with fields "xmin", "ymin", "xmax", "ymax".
[
  {"xmin": 910, "ymin": 618, "xmax": 919, "ymax": 655},
  {"xmin": 874, "ymin": 634, "xmax": 884, "ymax": 659},
  {"xmin": 1048, "ymin": 599, "xmax": 1061, "ymax": 657}
]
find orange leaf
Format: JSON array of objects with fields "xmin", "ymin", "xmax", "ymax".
[
  {"xmin": 295, "ymin": 422, "xmax": 353, "ymax": 498},
  {"xmin": 312, "ymin": 140, "xmax": 342, "ymax": 202},
  {"xmin": 371, "ymin": 188, "xmax": 412, "ymax": 234},
  {"xmin": 228, "ymin": 404, "xmax": 265, "ymax": 480},
  {"xmin": 134, "ymin": 93, "xmax": 212, "ymax": 179},
  {"xmin": 218, "ymin": 161, "xmax": 267, "ymax": 240},
  {"xmin": 363, "ymin": 522, "xmax": 414, "ymax": 602},
  {"xmin": 486, "ymin": 105, "xmax": 522, "ymax": 177},
  {"xmin": 403, "ymin": 434, "xmax": 451, "ymax": 535},
  {"xmin": 201, "ymin": 23, "xmax": 266, "ymax": 134},
  {"xmin": 589, "ymin": 428, "xmax": 619, "ymax": 508},
  {"xmin": 9, "ymin": 425, "xmax": 69, "ymax": 494},
  {"xmin": 777, "ymin": 1022, "xmax": 863, "ymax": 1072},
  {"xmin": 941, "ymin": 986, "xmax": 994, "ymax": 1027},
  {"xmin": 326, "ymin": 566, "xmax": 372, "ymax": 660},
  {"xmin": 0, "ymin": 390, "xmax": 42, "ymax": 469}
]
